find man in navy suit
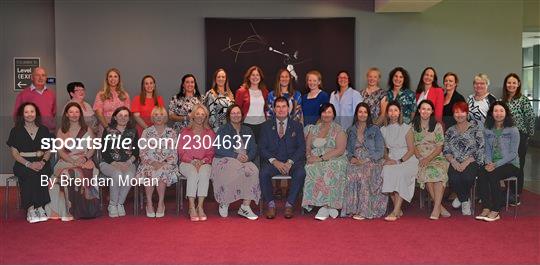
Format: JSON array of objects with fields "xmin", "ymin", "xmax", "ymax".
[{"xmin": 259, "ymin": 96, "xmax": 306, "ymax": 219}]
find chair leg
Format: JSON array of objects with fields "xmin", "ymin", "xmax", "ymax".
[
  {"xmin": 99, "ymin": 186, "xmax": 103, "ymax": 211},
  {"xmin": 133, "ymin": 186, "xmax": 138, "ymax": 216},
  {"xmin": 419, "ymin": 189, "xmax": 424, "ymax": 209},
  {"xmin": 179, "ymin": 180, "xmax": 184, "ymax": 213},
  {"xmin": 176, "ymin": 181, "xmax": 180, "ymax": 216},
  {"xmin": 505, "ymin": 181, "xmax": 510, "ymax": 212},
  {"xmin": 514, "ymin": 179, "xmax": 518, "ymax": 218},
  {"xmin": 4, "ymin": 181, "xmax": 10, "ymax": 220},
  {"xmin": 16, "ymin": 181, "xmax": 21, "ymax": 210},
  {"xmin": 470, "ymin": 180, "xmax": 476, "ymax": 218}
]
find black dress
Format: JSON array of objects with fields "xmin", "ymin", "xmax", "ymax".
[
  {"xmin": 6, "ymin": 125, "xmax": 52, "ymax": 210},
  {"xmin": 443, "ymin": 91, "xmax": 466, "ymax": 129}
]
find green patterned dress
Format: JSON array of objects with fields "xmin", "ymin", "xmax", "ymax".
[
  {"xmin": 413, "ymin": 123, "xmax": 449, "ymax": 188},
  {"xmin": 302, "ymin": 122, "xmax": 348, "ymax": 210}
]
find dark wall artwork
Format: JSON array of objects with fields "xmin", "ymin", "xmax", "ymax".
[{"xmin": 205, "ymin": 18, "xmax": 355, "ymax": 94}]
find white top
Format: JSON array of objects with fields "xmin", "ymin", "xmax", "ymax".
[
  {"xmin": 416, "ymin": 90, "xmax": 428, "ymax": 105},
  {"xmin": 381, "ymin": 123, "xmax": 411, "ymax": 160},
  {"xmin": 244, "ymin": 88, "xmax": 266, "ymax": 125},
  {"xmin": 330, "ymin": 87, "xmax": 363, "ymax": 130}
]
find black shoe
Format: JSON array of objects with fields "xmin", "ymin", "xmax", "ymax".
[{"xmin": 509, "ymin": 195, "xmax": 521, "ymax": 206}]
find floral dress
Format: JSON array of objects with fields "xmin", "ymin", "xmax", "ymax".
[
  {"xmin": 168, "ymin": 95, "xmax": 202, "ymax": 132},
  {"xmin": 413, "ymin": 123, "xmax": 449, "ymax": 188},
  {"xmin": 341, "ymin": 134, "xmax": 386, "ymax": 218},
  {"xmin": 360, "ymin": 88, "xmax": 386, "ymax": 123},
  {"xmin": 302, "ymin": 122, "xmax": 348, "ymax": 210},
  {"xmin": 203, "ymin": 90, "xmax": 234, "ymax": 131},
  {"xmin": 135, "ymin": 126, "xmax": 179, "ymax": 186}
]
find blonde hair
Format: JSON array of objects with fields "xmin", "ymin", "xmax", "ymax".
[
  {"xmin": 473, "ymin": 73, "xmax": 490, "ymax": 86},
  {"xmin": 150, "ymin": 106, "xmax": 168, "ymax": 124},
  {"xmin": 367, "ymin": 67, "xmax": 381, "ymax": 78},
  {"xmin": 100, "ymin": 68, "xmax": 128, "ymax": 102},
  {"xmin": 366, "ymin": 67, "xmax": 381, "ymax": 87},
  {"xmin": 188, "ymin": 103, "xmax": 211, "ymax": 129},
  {"xmin": 305, "ymin": 70, "xmax": 323, "ymax": 91}
]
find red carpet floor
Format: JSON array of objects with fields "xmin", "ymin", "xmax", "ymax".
[{"xmin": 1, "ymin": 188, "xmax": 539, "ymax": 264}]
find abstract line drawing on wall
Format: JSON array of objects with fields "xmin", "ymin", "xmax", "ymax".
[
  {"xmin": 206, "ymin": 18, "xmax": 355, "ymax": 92},
  {"xmin": 222, "ymin": 23, "xmax": 310, "ymax": 81}
]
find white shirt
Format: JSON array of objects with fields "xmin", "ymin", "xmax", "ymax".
[
  {"xmin": 244, "ymin": 88, "xmax": 266, "ymax": 125},
  {"xmin": 330, "ymin": 87, "xmax": 363, "ymax": 130},
  {"xmin": 30, "ymin": 84, "xmax": 48, "ymax": 95}
]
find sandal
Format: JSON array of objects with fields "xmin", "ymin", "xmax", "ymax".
[
  {"xmin": 146, "ymin": 205, "xmax": 156, "ymax": 218},
  {"xmin": 352, "ymin": 214, "xmax": 365, "ymax": 220},
  {"xmin": 189, "ymin": 208, "xmax": 199, "ymax": 222},
  {"xmin": 384, "ymin": 212, "xmax": 398, "ymax": 222},
  {"xmin": 198, "ymin": 207, "xmax": 207, "ymax": 221}
]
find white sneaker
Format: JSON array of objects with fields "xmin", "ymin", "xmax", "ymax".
[
  {"xmin": 117, "ymin": 204, "xmax": 126, "ymax": 216},
  {"xmin": 27, "ymin": 208, "xmax": 39, "ymax": 224},
  {"xmin": 328, "ymin": 208, "xmax": 339, "ymax": 219},
  {"xmin": 36, "ymin": 207, "xmax": 48, "ymax": 222},
  {"xmin": 108, "ymin": 204, "xmax": 118, "ymax": 218},
  {"xmin": 238, "ymin": 205, "xmax": 258, "ymax": 220},
  {"xmin": 452, "ymin": 198, "xmax": 461, "ymax": 208},
  {"xmin": 218, "ymin": 204, "xmax": 229, "ymax": 218},
  {"xmin": 461, "ymin": 200, "xmax": 472, "ymax": 216},
  {"xmin": 315, "ymin": 206, "xmax": 329, "ymax": 221}
]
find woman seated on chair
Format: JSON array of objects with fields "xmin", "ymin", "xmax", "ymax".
[
  {"xmin": 7, "ymin": 102, "xmax": 52, "ymax": 223},
  {"xmin": 443, "ymin": 101, "xmax": 484, "ymax": 216},
  {"xmin": 177, "ymin": 104, "xmax": 215, "ymax": 222},
  {"xmin": 476, "ymin": 101, "xmax": 519, "ymax": 222},
  {"xmin": 412, "ymin": 100, "xmax": 449, "ymax": 220},
  {"xmin": 100, "ymin": 106, "xmax": 139, "ymax": 218},
  {"xmin": 380, "ymin": 101, "xmax": 418, "ymax": 221},
  {"xmin": 49, "ymin": 102, "xmax": 101, "ymax": 221},
  {"xmin": 135, "ymin": 106, "xmax": 179, "ymax": 218},
  {"xmin": 342, "ymin": 102, "xmax": 387, "ymax": 220},
  {"xmin": 302, "ymin": 103, "xmax": 348, "ymax": 221},
  {"xmin": 212, "ymin": 104, "xmax": 260, "ymax": 220}
]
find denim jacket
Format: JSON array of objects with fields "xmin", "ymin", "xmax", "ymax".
[
  {"xmin": 215, "ymin": 123, "xmax": 257, "ymax": 161},
  {"xmin": 346, "ymin": 124, "xmax": 384, "ymax": 161},
  {"xmin": 484, "ymin": 126, "xmax": 519, "ymax": 168}
]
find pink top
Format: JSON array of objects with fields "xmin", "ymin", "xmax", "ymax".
[
  {"xmin": 13, "ymin": 85, "xmax": 56, "ymax": 132},
  {"xmin": 177, "ymin": 127, "xmax": 216, "ymax": 164},
  {"xmin": 93, "ymin": 89, "xmax": 131, "ymax": 123}
]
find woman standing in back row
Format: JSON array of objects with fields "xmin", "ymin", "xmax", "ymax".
[
  {"xmin": 235, "ymin": 66, "xmax": 269, "ymax": 142},
  {"xmin": 502, "ymin": 73, "xmax": 535, "ymax": 206}
]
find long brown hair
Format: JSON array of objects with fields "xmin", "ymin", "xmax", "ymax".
[
  {"xmin": 242, "ymin": 66, "xmax": 267, "ymax": 91},
  {"xmin": 274, "ymin": 68, "xmax": 295, "ymax": 97},
  {"xmin": 210, "ymin": 68, "xmax": 234, "ymax": 100},
  {"xmin": 502, "ymin": 73, "xmax": 522, "ymax": 102},
  {"xmin": 139, "ymin": 75, "xmax": 159, "ymax": 106},
  {"xmin": 61, "ymin": 102, "xmax": 88, "ymax": 134},
  {"xmin": 99, "ymin": 68, "xmax": 128, "ymax": 102}
]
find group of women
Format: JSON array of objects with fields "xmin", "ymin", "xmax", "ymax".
[{"xmin": 8, "ymin": 66, "xmax": 534, "ymax": 223}]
